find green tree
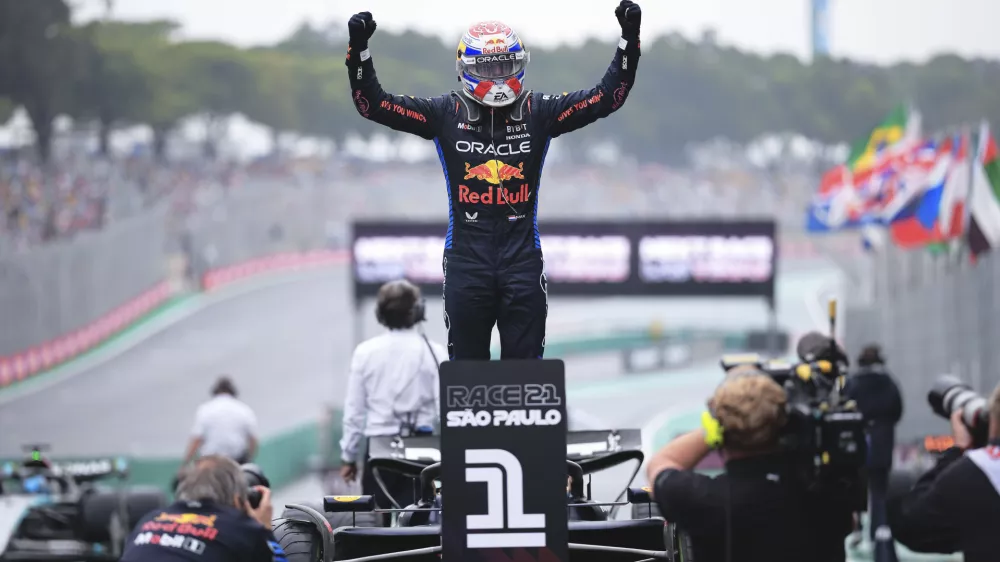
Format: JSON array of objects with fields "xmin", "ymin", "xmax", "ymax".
[
  {"xmin": 70, "ymin": 21, "xmax": 177, "ymax": 155},
  {"xmin": 134, "ymin": 42, "xmax": 200, "ymax": 160},
  {"xmin": 170, "ymin": 41, "xmax": 255, "ymax": 158},
  {"xmin": 245, "ymin": 48, "xmax": 302, "ymax": 154},
  {"xmin": 291, "ymin": 56, "xmax": 348, "ymax": 144},
  {"xmin": 12, "ymin": 5, "xmax": 1000, "ymax": 164},
  {"xmin": 0, "ymin": 0, "xmax": 77, "ymax": 163}
]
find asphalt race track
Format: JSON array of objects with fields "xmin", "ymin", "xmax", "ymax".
[{"xmin": 0, "ymin": 260, "xmax": 844, "ymax": 476}]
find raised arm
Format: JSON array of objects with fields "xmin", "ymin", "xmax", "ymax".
[
  {"xmin": 345, "ymin": 12, "xmax": 445, "ymax": 140},
  {"xmin": 535, "ymin": 1, "xmax": 642, "ymax": 138}
]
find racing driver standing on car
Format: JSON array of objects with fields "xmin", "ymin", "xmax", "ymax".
[{"xmin": 346, "ymin": 2, "xmax": 641, "ymax": 360}]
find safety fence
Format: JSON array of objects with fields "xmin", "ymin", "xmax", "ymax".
[
  {"xmin": 843, "ymin": 243, "xmax": 1000, "ymax": 443},
  {"xmin": 0, "ymin": 205, "xmax": 170, "ymax": 357}
]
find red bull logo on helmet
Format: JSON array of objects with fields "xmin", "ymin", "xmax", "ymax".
[
  {"xmin": 481, "ymin": 36, "xmax": 509, "ymax": 54},
  {"xmin": 463, "ymin": 160, "xmax": 525, "ymax": 185}
]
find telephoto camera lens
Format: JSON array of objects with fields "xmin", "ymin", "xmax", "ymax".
[
  {"xmin": 928, "ymin": 375, "xmax": 989, "ymax": 430},
  {"xmin": 241, "ymin": 463, "xmax": 270, "ymax": 509}
]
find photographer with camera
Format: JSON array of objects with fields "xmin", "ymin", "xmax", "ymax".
[
  {"xmin": 646, "ymin": 366, "xmax": 853, "ymax": 562},
  {"xmin": 339, "ymin": 279, "xmax": 447, "ymax": 523},
  {"xmin": 842, "ymin": 344, "xmax": 903, "ymax": 562},
  {"xmin": 888, "ymin": 380, "xmax": 1000, "ymax": 562},
  {"xmin": 121, "ymin": 456, "xmax": 284, "ymax": 562}
]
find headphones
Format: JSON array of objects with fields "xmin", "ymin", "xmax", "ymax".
[
  {"xmin": 375, "ymin": 279, "xmax": 426, "ymax": 328},
  {"xmin": 702, "ymin": 409, "xmax": 725, "ymax": 449}
]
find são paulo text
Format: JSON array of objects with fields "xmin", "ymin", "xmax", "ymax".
[{"xmin": 445, "ymin": 409, "xmax": 563, "ymax": 427}]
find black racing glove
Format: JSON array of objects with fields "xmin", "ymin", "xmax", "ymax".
[
  {"xmin": 348, "ymin": 11, "xmax": 377, "ymax": 50},
  {"xmin": 615, "ymin": 0, "xmax": 641, "ymax": 42}
]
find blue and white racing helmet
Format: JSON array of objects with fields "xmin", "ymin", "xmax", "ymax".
[
  {"xmin": 23, "ymin": 474, "xmax": 50, "ymax": 494},
  {"xmin": 456, "ymin": 21, "xmax": 530, "ymax": 108}
]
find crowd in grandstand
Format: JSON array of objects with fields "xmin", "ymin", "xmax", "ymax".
[{"xmin": 0, "ymin": 155, "xmax": 243, "ymax": 254}]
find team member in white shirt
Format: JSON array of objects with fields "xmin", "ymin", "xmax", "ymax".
[
  {"xmin": 339, "ymin": 279, "xmax": 447, "ymax": 518},
  {"xmin": 181, "ymin": 377, "xmax": 259, "ymax": 470}
]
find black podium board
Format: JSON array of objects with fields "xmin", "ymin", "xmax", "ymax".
[{"xmin": 440, "ymin": 359, "xmax": 569, "ymax": 562}]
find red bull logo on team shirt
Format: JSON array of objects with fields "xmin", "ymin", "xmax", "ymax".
[
  {"xmin": 460, "ymin": 160, "xmax": 530, "ymax": 207},
  {"xmin": 458, "ymin": 184, "xmax": 531, "ymax": 206},
  {"xmin": 463, "ymin": 160, "xmax": 525, "ymax": 185},
  {"xmin": 154, "ymin": 513, "xmax": 217, "ymax": 527},
  {"xmin": 144, "ymin": 512, "xmax": 219, "ymax": 540}
]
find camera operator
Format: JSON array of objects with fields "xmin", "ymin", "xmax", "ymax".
[
  {"xmin": 842, "ymin": 344, "xmax": 903, "ymax": 562},
  {"xmin": 646, "ymin": 366, "xmax": 852, "ymax": 562},
  {"xmin": 121, "ymin": 456, "xmax": 284, "ymax": 562},
  {"xmin": 888, "ymin": 383, "xmax": 1000, "ymax": 562},
  {"xmin": 339, "ymin": 279, "xmax": 447, "ymax": 522}
]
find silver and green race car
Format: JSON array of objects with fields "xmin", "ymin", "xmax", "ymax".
[{"xmin": 0, "ymin": 446, "xmax": 167, "ymax": 561}]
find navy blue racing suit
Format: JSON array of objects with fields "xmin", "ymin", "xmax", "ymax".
[
  {"xmin": 346, "ymin": 38, "xmax": 641, "ymax": 360},
  {"xmin": 119, "ymin": 500, "xmax": 285, "ymax": 562}
]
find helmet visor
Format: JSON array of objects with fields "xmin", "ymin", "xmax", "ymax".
[{"xmin": 459, "ymin": 51, "xmax": 528, "ymax": 80}]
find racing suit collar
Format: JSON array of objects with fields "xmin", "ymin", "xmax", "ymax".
[
  {"xmin": 456, "ymin": 89, "xmax": 530, "ymax": 123},
  {"xmin": 172, "ymin": 499, "xmax": 242, "ymax": 515}
]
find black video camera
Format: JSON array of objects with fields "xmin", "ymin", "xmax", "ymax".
[
  {"xmin": 928, "ymin": 375, "xmax": 991, "ymax": 447},
  {"xmin": 719, "ymin": 301, "xmax": 868, "ymax": 510}
]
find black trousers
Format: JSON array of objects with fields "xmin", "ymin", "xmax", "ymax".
[
  {"xmin": 869, "ymin": 467, "xmax": 899, "ymax": 562},
  {"xmin": 442, "ymin": 251, "xmax": 547, "ymax": 360}
]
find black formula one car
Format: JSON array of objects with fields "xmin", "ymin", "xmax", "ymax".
[
  {"xmin": 272, "ymin": 430, "xmax": 678, "ymax": 562},
  {"xmin": 0, "ymin": 446, "xmax": 167, "ymax": 561}
]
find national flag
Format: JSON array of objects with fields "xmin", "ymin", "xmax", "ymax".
[
  {"xmin": 967, "ymin": 122, "xmax": 1000, "ymax": 260},
  {"xmin": 937, "ymin": 131, "xmax": 971, "ymax": 240},
  {"xmin": 856, "ymin": 137, "xmax": 940, "ymax": 253},
  {"xmin": 846, "ymin": 103, "xmax": 921, "ymax": 176},
  {"xmin": 807, "ymin": 104, "xmax": 921, "ymax": 232},
  {"xmin": 889, "ymin": 133, "xmax": 971, "ymax": 248},
  {"xmin": 913, "ymin": 136, "xmax": 954, "ymax": 230},
  {"xmin": 880, "ymin": 137, "xmax": 940, "ymax": 221},
  {"xmin": 888, "ymin": 137, "xmax": 951, "ymax": 248}
]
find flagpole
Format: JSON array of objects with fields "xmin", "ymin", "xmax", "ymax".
[{"xmin": 960, "ymin": 123, "xmax": 974, "ymax": 266}]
